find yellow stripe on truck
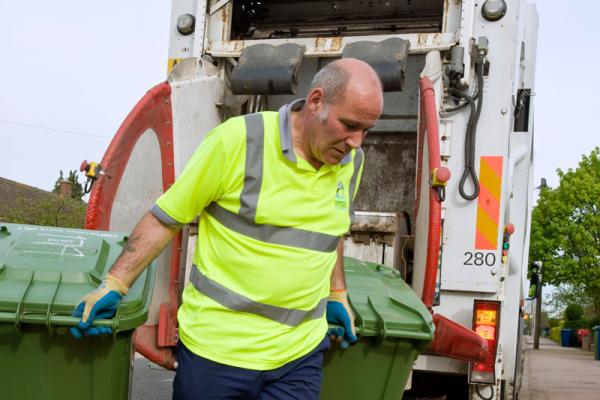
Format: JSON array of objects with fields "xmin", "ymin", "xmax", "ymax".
[{"xmin": 167, "ymin": 58, "xmax": 182, "ymax": 74}]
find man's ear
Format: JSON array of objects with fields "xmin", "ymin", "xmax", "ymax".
[{"xmin": 306, "ymin": 87, "xmax": 325, "ymax": 114}]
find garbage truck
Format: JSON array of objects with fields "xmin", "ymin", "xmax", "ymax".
[{"xmin": 81, "ymin": 0, "xmax": 538, "ymax": 399}]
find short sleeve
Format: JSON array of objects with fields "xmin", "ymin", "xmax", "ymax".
[{"xmin": 152, "ymin": 130, "xmax": 228, "ymax": 226}]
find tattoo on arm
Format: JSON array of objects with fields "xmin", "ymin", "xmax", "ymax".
[
  {"xmin": 111, "ymin": 235, "xmax": 142, "ymax": 275},
  {"xmin": 122, "ymin": 235, "xmax": 139, "ymax": 254}
]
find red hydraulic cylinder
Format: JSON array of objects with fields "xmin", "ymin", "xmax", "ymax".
[{"xmin": 416, "ymin": 77, "xmax": 488, "ymax": 363}]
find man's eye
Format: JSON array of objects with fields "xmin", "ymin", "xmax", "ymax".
[{"xmin": 342, "ymin": 121, "xmax": 356, "ymax": 129}]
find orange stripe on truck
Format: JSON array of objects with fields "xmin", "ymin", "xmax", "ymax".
[{"xmin": 475, "ymin": 156, "xmax": 503, "ymax": 250}]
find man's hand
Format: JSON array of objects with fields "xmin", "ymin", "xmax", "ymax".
[
  {"xmin": 326, "ymin": 289, "xmax": 357, "ymax": 349},
  {"xmin": 70, "ymin": 273, "xmax": 129, "ymax": 339}
]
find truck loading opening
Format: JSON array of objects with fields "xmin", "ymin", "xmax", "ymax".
[{"xmin": 74, "ymin": 1, "xmax": 538, "ymax": 399}]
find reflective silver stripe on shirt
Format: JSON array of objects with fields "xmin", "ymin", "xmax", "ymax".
[
  {"xmin": 348, "ymin": 148, "xmax": 364, "ymax": 221},
  {"xmin": 239, "ymin": 113, "xmax": 264, "ymax": 222},
  {"xmin": 205, "ymin": 203, "xmax": 339, "ymax": 252},
  {"xmin": 190, "ymin": 265, "xmax": 328, "ymax": 327},
  {"xmin": 151, "ymin": 204, "xmax": 184, "ymax": 227}
]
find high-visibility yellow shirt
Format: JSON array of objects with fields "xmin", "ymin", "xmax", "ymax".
[{"xmin": 152, "ymin": 100, "xmax": 364, "ymax": 370}]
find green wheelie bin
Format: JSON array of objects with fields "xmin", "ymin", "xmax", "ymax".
[
  {"xmin": 322, "ymin": 257, "xmax": 435, "ymax": 400},
  {"xmin": 0, "ymin": 223, "xmax": 156, "ymax": 400}
]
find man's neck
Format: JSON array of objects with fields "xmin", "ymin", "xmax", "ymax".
[{"xmin": 290, "ymin": 110, "xmax": 323, "ymax": 170}]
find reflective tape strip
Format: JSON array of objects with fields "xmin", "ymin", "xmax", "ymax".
[
  {"xmin": 151, "ymin": 204, "xmax": 184, "ymax": 227},
  {"xmin": 475, "ymin": 156, "xmax": 503, "ymax": 250},
  {"xmin": 239, "ymin": 113, "xmax": 264, "ymax": 222},
  {"xmin": 190, "ymin": 265, "xmax": 328, "ymax": 327},
  {"xmin": 206, "ymin": 203, "xmax": 339, "ymax": 252},
  {"xmin": 348, "ymin": 149, "xmax": 364, "ymax": 221}
]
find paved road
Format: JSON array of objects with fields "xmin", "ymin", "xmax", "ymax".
[
  {"xmin": 131, "ymin": 356, "xmax": 174, "ymax": 400},
  {"xmin": 131, "ymin": 337, "xmax": 600, "ymax": 400},
  {"xmin": 520, "ymin": 336, "xmax": 600, "ymax": 400}
]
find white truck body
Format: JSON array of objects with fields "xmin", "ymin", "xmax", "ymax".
[{"xmin": 86, "ymin": 1, "xmax": 538, "ymax": 398}]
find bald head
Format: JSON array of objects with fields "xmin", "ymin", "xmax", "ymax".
[
  {"xmin": 308, "ymin": 58, "xmax": 383, "ymax": 106},
  {"xmin": 291, "ymin": 58, "xmax": 383, "ymax": 168}
]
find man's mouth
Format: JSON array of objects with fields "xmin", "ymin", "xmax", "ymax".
[{"xmin": 332, "ymin": 148, "xmax": 345, "ymax": 157}]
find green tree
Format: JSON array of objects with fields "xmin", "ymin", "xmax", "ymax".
[
  {"xmin": 563, "ymin": 303, "xmax": 586, "ymax": 330},
  {"xmin": 530, "ymin": 147, "xmax": 600, "ymax": 318},
  {"xmin": 548, "ymin": 318, "xmax": 560, "ymax": 328},
  {"xmin": 53, "ymin": 169, "xmax": 85, "ymax": 200},
  {"xmin": 564, "ymin": 304, "xmax": 584, "ymax": 321},
  {"xmin": 5, "ymin": 196, "xmax": 86, "ymax": 228},
  {"xmin": 544, "ymin": 284, "xmax": 596, "ymax": 318}
]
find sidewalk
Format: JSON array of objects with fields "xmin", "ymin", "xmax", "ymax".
[{"xmin": 520, "ymin": 336, "xmax": 600, "ymax": 400}]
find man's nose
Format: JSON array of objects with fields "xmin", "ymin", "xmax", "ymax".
[{"xmin": 345, "ymin": 130, "xmax": 366, "ymax": 149}]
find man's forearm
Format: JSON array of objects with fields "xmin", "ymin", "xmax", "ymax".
[
  {"xmin": 330, "ymin": 238, "xmax": 347, "ymax": 290},
  {"xmin": 110, "ymin": 211, "xmax": 180, "ymax": 287}
]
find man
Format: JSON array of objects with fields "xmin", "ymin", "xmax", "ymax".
[{"xmin": 71, "ymin": 58, "xmax": 383, "ymax": 399}]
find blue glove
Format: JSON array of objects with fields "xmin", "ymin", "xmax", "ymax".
[
  {"xmin": 326, "ymin": 290, "xmax": 357, "ymax": 349},
  {"xmin": 70, "ymin": 273, "xmax": 128, "ymax": 339}
]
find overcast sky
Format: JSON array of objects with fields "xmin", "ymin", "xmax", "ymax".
[
  {"xmin": 0, "ymin": 1, "xmax": 170, "ymax": 192},
  {"xmin": 0, "ymin": 1, "xmax": 597, "ymax": 194}
]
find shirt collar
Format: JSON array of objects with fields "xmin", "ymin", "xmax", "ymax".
[
  {"xmin": 277, "ymin": 98, "xmax": 353, "ymax": 166},
  {"xmin": 278, "ymin": 98, "xmax": 304, "ymax": 163}
]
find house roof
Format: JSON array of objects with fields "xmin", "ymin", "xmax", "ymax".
[{"xmin": 0, "ymin": 176, "xmax": 83, "ymax": 221}]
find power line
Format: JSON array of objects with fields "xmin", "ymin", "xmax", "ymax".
[
  {"xmin": 0, "ymin": 154, "xmax": 96, "ymax": 165},
  {"xmin": 0, "ymin": 118, "xmax": 112, "ymax": 139}
]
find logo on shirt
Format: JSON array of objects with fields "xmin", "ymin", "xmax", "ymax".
[{"xmin": 335, "ymin": 182, "xmax": 347, "ymax": 209}]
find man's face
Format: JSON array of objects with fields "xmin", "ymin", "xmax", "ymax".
[{"xmin": 308, "ymin": 87, "xmax": 382, "ymax": 166}]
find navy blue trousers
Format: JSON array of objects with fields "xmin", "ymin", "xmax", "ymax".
[{"xmin": 173, "ymin": 337, "xmax": 330, "ymax": 400}]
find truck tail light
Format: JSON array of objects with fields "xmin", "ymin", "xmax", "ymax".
[{"xmin": 469, "ymin": 300, "xmax": 501, "ymax": 384}]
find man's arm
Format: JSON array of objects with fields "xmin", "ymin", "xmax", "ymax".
[
  {"xmin": 330, "ymin": 238, "xmax": 347, "ymax": 290},
  {"xmin": 69, "ymin": 211, "xmax": 180, "ymax": 338},
  {"xmin": 327, "ymin": 238, "xmax": 357, "ymax": 346},
  {"xmin": 110, "ymin": 211, "xmax": 180, "ymax": 287}
]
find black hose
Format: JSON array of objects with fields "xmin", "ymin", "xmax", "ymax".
[
  {"xmin": 448, "ymin": 88, "xmax": 478, "ymax": 200},
  {"xmin": 84, "ymin": 179, "xmax": 93, "ymax": 194},
  {"xmin": 444, "ymin": 89, "xmax": 480, "ymax": 113},
  {"xmin": 449, "ymin": 59, "xmax": 485, "ymax": 201}
]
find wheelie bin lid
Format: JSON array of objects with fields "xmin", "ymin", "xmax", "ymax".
[
  {"xmin": 344, "ymin": 257, "xmax": 435, "ymax": 346},
  {"xmin": 0, "ymin": 223, "xmax": 156, "ymax": 333}
]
